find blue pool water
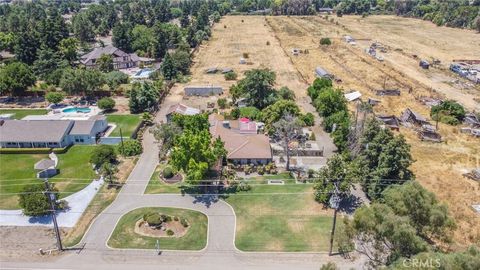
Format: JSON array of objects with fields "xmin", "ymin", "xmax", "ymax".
[{"xmin": 62, "ymin": 107, "xmax": 91, "ymax": 113}]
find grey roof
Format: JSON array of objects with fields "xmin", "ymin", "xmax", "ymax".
[
  {"xmin": 69, "ymin": 120, "xmax": 96, "ymax": 135},
  {"xmin": 34, "ymin": 159, "xmax": 55, "ymax": 170},
  {"xmin": 184, "ymin": 86, "xmax": 223, "ymax": 96},
  {"xmin": 0, "ymin": 120, "xmax": 72, "ymax": 142},
  {"xmin": 80, "ymin": 45, "xmax": 128, "ymax": 64},
  {"xmin": 315, "ymin": 66, "xmax": 331, "ymax": 77}
]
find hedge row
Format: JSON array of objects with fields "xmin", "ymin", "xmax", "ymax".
[{"xmin": 0, "ymin": 147, "xmax": 69, "ymax": 154}]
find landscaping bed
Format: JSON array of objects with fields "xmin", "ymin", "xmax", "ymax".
[
  {"xmin": 144, "ymin": 165, "xmax": 185, "ymax": 194},
  {"xmin": 108, "ymin": 207, "xmax": 207, "ymax": 250}
]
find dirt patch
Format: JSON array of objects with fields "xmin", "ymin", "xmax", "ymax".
[
  {"xmin": 266, "ymin": 15, "xmax": 480, "ymax": 249},
  {"xmin": 112, "ymin": 96, "xmax": 130, "ymax": 114},
  {"xmin": 265, "ymin": 239, "xmax": 284, "ymax": 251},
  {"xmin": 134, "ymin": 219, "xmax": 188, "ymax": 238},
  {"xmin": 0, "ymin": 226, "xmax": 63, "ymax": 262},
  {"xmin": 287, "ymin": 218, "xmax": 307, "ymax": 234}
]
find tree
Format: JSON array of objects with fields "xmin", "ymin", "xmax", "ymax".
[
  {"xmin": 33, "ymin": 47, "xmax": 67, "ymax": 81},
  {"xmin": 59, "ymin": 68, "xmax": 105, "ymax": 96},
  {"xmin": 382, "ymin": 181, "xmax": 455, "ymax": 243},
  {"xmin": 171, "ymin": 50, "xmax": 192, "ymax": 75},
  {"xmin": 431, "ymin": 100, "xmax": 465, "ymax": 125},
  {"xmin": 97, "ymin": 97, "xmax": 115, "ymax": 112},
  {"xmin": 307, "ymin": 77, "xmax": 333, "ymax": 100},
  {"xmin": 161, "ymin": 53, "xmax": 177, "ymax": 80},
  {"xmin": 112, "ymin": 22, "xmax": 133, "ymax": 52},
  {"xmin": 313, "ymin": 88, "xmax": 348, "ymax": 118},
  {"xmin": 118, "ymin": 140, "xmax": 143, "ymax": 156},
  {"xmin": 224, "ymin": 71, "xmax": 237, "ymax": 80},
  {"xmin": 278, "ymin": 86, "xmax": 296, "ymax": 100},
  {"xmin": 45, "ymin": 92, "xmax": 64, "ymax": 105},
  {"xmin": 217, "ymin": 98, "xmax": 227, "ymax": 109},
  {"xmin": 72, "ymin": 12, "xmax": 95, "ymax": 43},
  {"xmin": 97, "ymin": 54, "xmax": 114, "ymax": 72},
  {"xmin": 105, "ymin": 71, "xmax": 129, "ymax": 91},
  {"xmin": 59, "ymin": 37, "xmax": 79, "ymax": 64},
  {"xmin": 100, "ymin": 162, "xmax": 118, "ymax": 185},
  {"xmin": 272, "ymin": 114, "xmax": 303, "ymax": 170},
  {"xmin": 129, "ymin": 82, "xmax": 159, "ymax": 113},
  {"xmin": 152, "ymin": 121, "xmax": 182, "ymax": 152},
  {"xmin": 131, "ymin": 25, "xmax": 155, "ymax": 56},
  {"xmin": 320, "ymin": 37, "xmax": 332, "ymax": 45},
  {"xmin": 235, "ymin": 68, "xmax": 278, "ymax": 109},
  {"xmin": 262, "ymin": 99, "xmax": 301, "ymax": 132},
  {"xmin": 0, "ymin": 62, "xmax": 36, "ymax": 96},
  {"xmin": 300, "ymin": 112, "xmax": 315, "ymax": 126},
  {"xmin": 347, "ymin": 203, "xmax": 428, "ymax": 266},
  {"xmin": 313, "ymin": 154, "xmax": 352, "ymax": 204},
  {"xmin": 90, "ymin": 145, "xmax": 117, "ymax": 167},
  {"xmin": 14, "ymin": 30, "xmax": 40, "ymax": 64},
  {"xmin": 141, "ymin": 112, "xmax": 154, "ymax": 126},
  {"xmin": 18, "ymin": 184, "xmax": 51, "ymax": 216}
]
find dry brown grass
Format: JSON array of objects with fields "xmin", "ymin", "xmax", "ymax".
[{"xmin": 265, "ymin": 15, "xmax": 480, "ymax": 249}]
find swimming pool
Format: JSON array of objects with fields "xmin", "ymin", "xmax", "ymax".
[{"xmin": 62, "ymin": 107, "xmax": 91, "ymax": 113}]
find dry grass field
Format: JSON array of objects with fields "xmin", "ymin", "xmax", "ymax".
[{"xmin": 266, "ymin": 15, "xmax": 480, "ymax": 248}]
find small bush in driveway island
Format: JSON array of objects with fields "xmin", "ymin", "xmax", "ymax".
[{"xmin": 163, "ymin": 166, "xmax": 174, "ymax": 179}]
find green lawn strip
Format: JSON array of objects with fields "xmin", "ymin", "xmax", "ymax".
[
  {"xmin": 225, "ymin": 173, "xmax": 337, "ymax": 252},
  {"xmin": 144, "ymin": 165, "xmax": 185, "ymax": 194},
  {"xmin": 0, "ymin": 109, "xmax": 47, "ymax": 120},
  {"xmin": 106, "ymin": 114, "xmax": 142, "ymax": 137},
  {"xmin": 0, "ymin": 145, "xmax": 96, "ymax": 209},
  {"xmin": 108, "ymin": 207, "xmax": 208, "ymax": 250}
]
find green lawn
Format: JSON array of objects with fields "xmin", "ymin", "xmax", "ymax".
[
  {"xmin": 0, "ymin": 109, "xmax": 47, "ymax": 119},
  {"xmin": 144, "ymin": 171, "xmax": 339, "ymax": 252},
  {"xmin": 108, "ymin": 207, "xmax": 208, "ymax": 250},
  {"xmin": 0, "ymin": 145, "xmax": 96, "ymax": 209},
  {"xmin": 144, "ymin": 165, "xmax": 186, "ymax": 194},
  {"xmin": 106, "ymin": 114, "xmax": 142, "ymax": 137}
]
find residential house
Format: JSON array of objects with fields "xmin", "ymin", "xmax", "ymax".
[
  {"xmin": 209, "ymin": 114, "xmax": 272, "ymax": 165},
  {"xmin": 0, "ymin": 115, "xmax": 108, "ymax": 148},
  {"xmin": 165, "ymin": 103, "xmax": 201, "ymax": 122},
  {"xmin": 80, "ymin": 45, "xmax": 153, "ymax": 70}
]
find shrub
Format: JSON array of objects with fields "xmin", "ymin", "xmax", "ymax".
[
  {"xmin": 238, "ymin": 181, "xmax": 251, "ymax": 191},
  {"xmin": 230, "ymin": 107, "xmax": 240, "ymax": 119},
  {"xmin": 164, "ymin": 215, "xmax": 172, "ymax": 222},
  {"xmin": 118, "ymin": 140, "xmax": 142, "ymax": 156},
  {"xmin": 320, "ymin": 37, "xmax": 332, "ymax": 45},
  {"xmin": 242, "ymin": 52, "xmax": 249, "ymax": 58},
  {"xmin": 97, "ymin": 97, "xmax": 115, "ymax": 112},
  {"xmin": 217, "ymin": 98, "xmax": 227, "ymax": 109},
  {"xmin": 144, "ymin": 213, "xmax": 163, "ymax": 226},
  {"xmin": 301, "ymin": 113, "xmax": 315, "ymax": 126},
  {"xmin": 173, "ymin": 216, "xmax": 179, "ymax": 221},
  {"xmin": 266, "ymin": 41, "xmax": 270, "ymax": 45},
  {"xmin": 45, "ymin": 92, "xmax": 64, "ymax": 104},
  {"xmin": 180, "ymin": 218, "xmax": 189, "ymax": 227},
  {"xmin": 431, "ymin": 100, "xmax": 465, "ymax": 125},
  {"xmin": 163, "ymin": 166, "xmax": 174, "ymax": 179},
  {"xmin": 166, "ymin": 229, "xmax": 174, "ymax": 236},
  {"xmin": 309, "ymin": 132, "xmax": 316, "ymax": 141},
  {"xmin": 90, "ymin": 145, "xmax": 117, "ymax": 167},
  {"xmin": 224, "ymin": 71, "xmax": 237, "ymax": 81}
]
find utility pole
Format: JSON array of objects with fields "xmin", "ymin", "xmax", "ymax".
[
  {"xmin": 44, "ymin": 179, "xmax": 63, "ymax": 251},
  {"xmin": 328, "ymin": 182, "xmax": 341, "ymax": 256},
  {"xmin": 119, "ymin": 127, "xmax": 125, "ymax": 155}
]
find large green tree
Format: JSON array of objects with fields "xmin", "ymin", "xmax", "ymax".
[
  {"xmin": 0, "ymin": 62, "xmax": 36, "ymax": 96},
  {"xmin": 261, "ymin": 99, "xmax": 300, "ymax": 132},
  {"xmin": 235, "ymin": 68, "xmax": 278, "ymax": 109},
  {"xmin": 128, "ymin": 82, "xmax": 159, "ymax": 113},
  {"xmin": 59, "ymin": 68, "xmax": 105, "ymax": 96}
]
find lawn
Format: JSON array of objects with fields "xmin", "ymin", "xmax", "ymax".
[
  {"xmin": 108, "ymin": 207, "xmax": 208, "ymax": 250},
  {"xmin": 144, "ymin": 165, "xmax": 186, "ymax": 194},
  {"xmin": 225, "ymin": 173, "xmax": 339, "ymax": 252},
  {"xmin": 0, "ymin": 145, "xmax": 96, "ymax": 209},
  {"xmin": 106, "ymin": 114, "xmax": 142, "ymax": 137},
  {"xmin": 0, "ymin": 109, "xmax": 47, "ymax": 119},
  {"xmin": 144, "ymin": 171, "xmax": 339, "ymax": 252}
]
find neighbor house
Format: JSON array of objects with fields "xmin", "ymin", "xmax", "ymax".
[
  {"xmin": 209, "ymin": 114, "xmax": 272, "ymax": 165},
  {"xmin": 80, "ymin": 45, "xmax": 153, "ymax": 70},
  {"xmin": 165, "ymin": 103, "xmax": 201, "ymax": 122},
  {"xmin": 0, "ymin": 115, "xmax": 108, "ymax": 148}
]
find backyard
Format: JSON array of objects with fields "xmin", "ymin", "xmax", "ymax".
[
  {"xmin": 108, "ymin": 207, "xmax": 208, "ymax": 250},
  {"xmin": 106, "ymin": 114, "xmax": 142, "ymax": 137},
  {"xmin": 0, "ymin": 109, "xmax": 47, "ymax": 120},
  {"xmin": 0, "ymin": 145, "xmax": 96, "ymax": 209}
]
